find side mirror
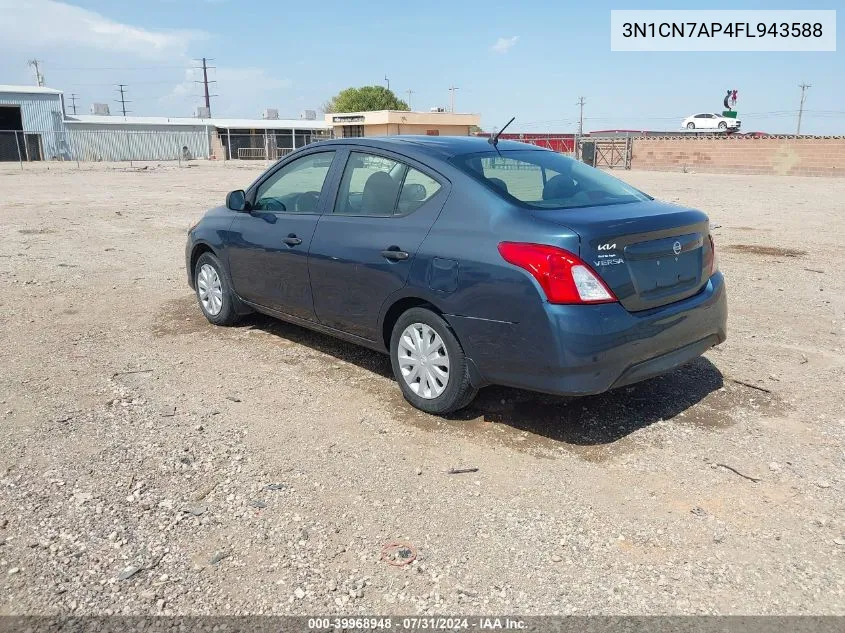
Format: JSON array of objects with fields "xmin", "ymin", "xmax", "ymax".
[{"xmin": 226, "ymin": 189, "xmax": 248, "ymax": 212}]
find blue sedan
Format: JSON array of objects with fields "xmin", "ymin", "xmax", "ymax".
[{"xmin": 186, "ymin": 136, "xmax": 726, "ymax": 414}]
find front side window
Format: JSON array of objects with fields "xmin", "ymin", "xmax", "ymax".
[
  {"xmin": 453, "ymin": 150, "xmax": 651, "ymax": 210},
  {"xmin": 254, "ymin": 151, "xmax": 336, "ymax": 212}
]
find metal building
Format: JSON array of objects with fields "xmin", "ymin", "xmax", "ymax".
[
  {"xmin": 1, "ymin": 83, "xmax": 333, "ymax": 162},
  {"xmin": 64, "ymin": 116, "xmax": 214, "ymax": 162},
  {"xmin": 64, "ymin": 115, "xmax": 333, "ymax": 161},
  {"xmin": 0, "ymin": 85, "xmax": 66, "ymax": 161}
]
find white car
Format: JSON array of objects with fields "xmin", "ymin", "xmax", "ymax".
[{"xmin": 682, "ymin": 113, "xmax": 741, "ymax": 131}]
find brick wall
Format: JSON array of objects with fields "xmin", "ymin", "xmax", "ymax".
[{"xmin": 630, "ymin": 137, "xmax": 845, "ymax": 177}]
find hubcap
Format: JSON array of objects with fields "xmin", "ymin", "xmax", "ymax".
[
  {"xmin": 397, "ymin": 323, "xmax": 450, "ymax": 399},
  {"xmin": 197, "ymin": 263, "xmax": 223, "ymax": 316}
]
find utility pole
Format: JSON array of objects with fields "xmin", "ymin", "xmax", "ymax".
[
  {"xmin": 797, "ymin": 82, "xmax": 811, "ymax": 135},
  {"xmin": 27, "ymin": 60, "xmax": 45, "ymax": 87},
  {"xmin": 576, "ymin": 96, "xmax": 586, "ymax": 136},
  {"xmin": 406, "ymin": 88, "xmax": 414, "ymax": 110},
  {"xmin": 194, "ymin": 58, "xmax": 217, "ymax": 116},
  {"xmin": 385, "ymin": 75, "xmax": 390, "ymax": 92},
  {"xmin": 116, "ymin": 84, "xmax": 131, "ymax": 116},
  {"xmin": 448, "ymin": 85, "xmax": 459, "ymax": 113},
  {"xmin": 69, "ymin": 93, "xmax": 78, "ymax": 115}
]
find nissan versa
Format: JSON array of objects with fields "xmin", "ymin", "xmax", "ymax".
[{"xmin": 186, "ymin": 137, "xmax": 727, "ymax": 414}]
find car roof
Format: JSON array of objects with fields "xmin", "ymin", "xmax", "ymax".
[{"xmin": 315, "ymin": 135, "xmax": 545, "ymax": 159}]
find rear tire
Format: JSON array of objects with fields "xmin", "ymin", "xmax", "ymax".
[
  {"xmin": 390, "ymin": 308, "xmax": 477, "ymax": 415},
  {"xmin": 686, "ymin": 122, "xmax": 695, "ymax": 129},
  {"xmin": 194, "ymin": 252, "xmax": 238, "ymax": 326}
]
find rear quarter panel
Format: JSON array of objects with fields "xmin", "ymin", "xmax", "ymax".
[{"xmin": 399, "ymin": 170, "xmax": 582, "ymax": 381}]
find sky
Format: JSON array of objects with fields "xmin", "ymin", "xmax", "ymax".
[{"xmin": 0, "ymin": 0, "xmax": 842, "ymax": 134}]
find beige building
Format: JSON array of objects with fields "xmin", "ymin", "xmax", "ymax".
[{"xmin": 327, "ymin": 110, "xmax": 480, "ymax": 138}]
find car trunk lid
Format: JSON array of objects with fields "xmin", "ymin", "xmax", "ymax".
[{"xmin": 532, "ymin": 200, "xmax": 712, "ymax": 312}]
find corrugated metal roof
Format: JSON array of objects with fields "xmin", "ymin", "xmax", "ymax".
[
  {"xmin": 0, "ymin": 85, "xmax": 63, "ymax": 95},
  {"xmin": 65, "ymin": 115, "xmax": 331, "ymax": 130}
]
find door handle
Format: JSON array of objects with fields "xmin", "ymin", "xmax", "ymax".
[
  {"xmin": 381, "ymin": 248, "xmax": 409, "ymax": 261},
  {"xmin": 283, "ymin": 234, "xmax": 302, "ymax": 246}
]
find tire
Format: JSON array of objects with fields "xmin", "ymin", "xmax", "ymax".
[
  {"xmin": 194, "ymin": 252, "xmax": 239, "ymax": 326},
  {"xmin": 686, "ymin": 122, "xmax": 695, "ymax": 129},
  {"xmin": 390, "ymin": 307, "xmax": 477, "ymax": 415},
  {"xmin": 718, "ymin": 121, "xmax": 727, "ymax": 130}
]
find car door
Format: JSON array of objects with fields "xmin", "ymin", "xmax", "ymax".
[
  {"xmin": 226, "ymin": 150, "xmax": 339, "ymax": 320},
  {"xmin": 308, "ymin": 149, "xmax": 449, "ymax": 340}
]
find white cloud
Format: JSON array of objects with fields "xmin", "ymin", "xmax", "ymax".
[
  {"xmin": 491, "ymin": 36, "xmax": 519, "ymax": 54},
  {"xmin": 0, "ymin": 0, "xmax": 207, "ymax": 60},
  {"xmin": 0, "ymin": 1, "xmax": 294, "ymax": 118}
]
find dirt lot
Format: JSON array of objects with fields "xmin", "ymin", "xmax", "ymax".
[{"xmin": 0, "ymin": 161, "xmax": 843, "ymax": 616}]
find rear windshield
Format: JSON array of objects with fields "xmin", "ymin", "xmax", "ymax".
[{"xmin": 452, "ymin": 150, "xmax": 651, "ymax": 209}]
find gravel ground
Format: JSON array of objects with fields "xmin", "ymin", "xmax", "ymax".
[{"xmin": 0, "ymin": 161, "xmax": 843, "ymax": 616}]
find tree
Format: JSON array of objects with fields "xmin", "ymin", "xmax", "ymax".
[{"xmin": 323, "ymin": 86, "xmax": 410, "ymax": 113}]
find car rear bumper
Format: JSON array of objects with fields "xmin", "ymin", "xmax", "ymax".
[{"xmin": 448, "ymin": 272, "xmax": 727, "ymax": 396}]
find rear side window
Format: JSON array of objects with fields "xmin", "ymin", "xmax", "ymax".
[
  {"xmin": 334, "ymin": 152, "xmax": 442, "ymax": 216},
  {"xmin": 454, "ymin": 150, "xmax": 650, "ymax": 210},
  {"xmin": 398, "ymin": 168, "xmax": 441, "ymax": 215}
]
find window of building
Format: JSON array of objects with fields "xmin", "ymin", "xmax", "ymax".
[{"xmin": 341, "ymin": 125, "xmax": 364, "ymax": 138}]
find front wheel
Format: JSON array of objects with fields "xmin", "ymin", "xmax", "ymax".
[
  {"xmin": 718, "ymin": 121, "xmax": 728, "ymax": 129},
  {"xmin": 194, "ymin": 252, "xmax": 238, "ymax": 326},
  {"xmin": 686, "ymin": 122, "xmax": 695, "ymax": 129},
  {"xmin": 390, "ymin": 308, "xmax": 477, "ymax": 415}
]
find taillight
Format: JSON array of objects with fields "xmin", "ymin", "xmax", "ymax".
[
  {"xmin": 708, "ymin": 234, "xmax": 719, "ymax": 275},
  {"xmin": 498, "ymin": 242, "xmax": 617, "ymax": 304}
]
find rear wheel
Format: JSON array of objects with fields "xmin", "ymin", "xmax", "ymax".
[
  {"xmin": 390, "ymin": 308, "xmax": 477, "ymax": 415},
  {"xmin": 194, "ymin": 252, "xmax": 238, "ymax": 326},
  {"xmin": 686, "ymin": 122, "xmax": 695, "ymax": 129}
]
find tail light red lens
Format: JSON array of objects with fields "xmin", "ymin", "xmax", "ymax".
[{"xmin": 497, "ymin": 242, "xmax": 617, "ymax": 304}]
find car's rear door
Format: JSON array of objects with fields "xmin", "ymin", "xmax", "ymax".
[
  {"xmin": 308, "ymin": 149, "xmax": 449, "ymax": 340},
  {"xmin": 226, "ymin": 149, "xmax": 340, "ymax": 320}
]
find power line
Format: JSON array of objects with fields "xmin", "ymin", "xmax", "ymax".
[
  {"xmin": 116, "ymin": 84, "xmax": 131, "ymax": 116},
  {"xmin": 67, "ymin": 80, "xmax": 183, "ymax": 87},
  {"xmin": 797, "ymin": 82, "xmax": 811, "ymax": 135},
  {"xmin": 50, "ymin": 64, "xmax": 188, "ymax": 71}
]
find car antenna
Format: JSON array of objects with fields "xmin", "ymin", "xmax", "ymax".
[{"xmin": 489, "ymin": 117, "xmax": 515, "ymax": 149}]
